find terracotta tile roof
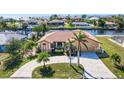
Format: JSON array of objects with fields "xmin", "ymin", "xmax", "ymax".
[
  {"xmin": 38, "ymin": 30, "xmax": 100, "ymax": 43},
  {"xmin": 48, "ymin": 20, "xmax": 64, "ymax": 23},
  {"xmin": 105, "ymin": 22, "xmax": 115, "ymax": 25}
]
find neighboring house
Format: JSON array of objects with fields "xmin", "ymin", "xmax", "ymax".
[
  {"xmin": 0, "ymin": 32, "xmax": 27, "ymax": 52},
  {"xmin": 47, "ymin": 20, "xmax": 64, "ymax": 27},
  {"xmin": 89, "ymin": 16, "xmax": 99, "ymax": 20},
  {"xmin": 105, "ymin": 22, "xmax": 116, "ymax": 29},
  {"xmin": 72, "ymin": 22, "xmax": 93, "ymax": 28},
  {"xmin": 112, "ymin": 36, "xmax": 124, "ymax": 47},
  {"xmin": 37, "ymin": 30, "xmax": 101, "ymax": 52}
]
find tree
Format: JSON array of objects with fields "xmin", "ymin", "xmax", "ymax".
[
  {"xmin": 111, "ymin": 53, "xmax": 121, "ymax": 65},
  {"xmin": 73, "ymin": 31, "xmax": 88, "ymax": 66},
  {"xmin": 32, "ymin": 26, "xmax": 43, "ymax": 39},
  {"xmin": 23, "ymin": 40, "xmax": 36, "ymax": 53},
  {"xmin": 81, "ymin": 15, "xmax": 87, "ymax": 19},
  {"xmin": 22, "ymin": 22, "xmax": 28, "ymax": 29},
  {"xmin": 0, "ymin": 16, "xmax": 3, "ymax": 20},
  {"xmin": 7, "ymin": 23, "xmax": 17, "ymax": 31},
  {"xmin": 6, "ymin": 38, "xmax": 22, "ymax": 57},
  {"xmin": 9, "ymin": 18, "xmax": 16, "ymax": 23},
  {"xmin": 22, "ymin": 22, "xmax": 28, "ymax": 34},
  {"xmin": 98, "ymin": 19, "xmax": 105, "ymax": 28},
  {"xmin": 0, "ymin": 21, "xmax": 7, "ymax": 31},
  {"xmin": 37, "ymin": 52, "xmax": 49, "ymax": 67},
  {"xmin": 49, "ymin": 14, "xmax": 58, "ymax": 20},
  {"xmin": 42, "ymin": 23, "xmax": 48, "ymax": 35},
  {"xmin": 32, "ymin": 24, "xmax": 47, "ymax": 39},
  {"xmin": 30, "ymin": 34, "xmax": 37, "ymax": 41},
  {"xmin": 65, "ymin": 39, "xmax": 74, "ymax": 65},
  {"xmin": 92, "ymin": 20, "xmax": 97, "ymax": 26},
  {"xmin": 116, "ymin": 18, "xmax": 124, "ymax": 31}
]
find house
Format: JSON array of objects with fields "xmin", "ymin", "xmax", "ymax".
[
  {"xmin": 37, "ymin": 30, "xmax": 100, "ymax": 52},
  {"xmin": 89, "ymin": 16, "xmax": 99, "ymax": 20},
  {"xmin": 105, "ymin": 22, "xmax": 116, "ymax": 29},
  {"xmin": 112, "ymin": 36, "xmax": 124, "ymax": 47},
  {"xmin": 0, "ymin": 32, "xmax": 27, "ymax": 52},
  {"xmin": 72, "ymin": 22, "xmax": 93, "ymax": 28},
  {"xmin": 47, "ymin": 20, "xmax": 64, "ymax": 27}
]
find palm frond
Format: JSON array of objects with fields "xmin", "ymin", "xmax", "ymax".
[
  {"xmin": 73, "ymin": 32, "xmax": 79, "ymax": 40},
  {"xmin": 81, "ymin": 42, "xmax": 88, "ymax": 50}
]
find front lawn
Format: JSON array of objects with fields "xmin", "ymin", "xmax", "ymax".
[
  {"xmin": 97, "ymin": 37, "xmax": 124, "ymax": 78},
  {"xmin": 64, "ymin": 24, "xmax": 74, "ymax": 28},
  {"xmin": 32, "ymin": 63, "xmax": 84, "ymax": 79}
]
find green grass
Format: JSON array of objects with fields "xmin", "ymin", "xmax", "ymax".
[
  {"xmin": 0, "ymin": 53, "xmax": 9, "ymax": 61},
  {"xmin": 97, "ymin": 37, "xmax": 124, "ymax": 78},
  {"xmin": 64, "ymin": 24, "xmax": 74, "ymax": 28},
  {"xmin": 32, "ymin": 63, "xmax": 84, "ymax": 79},
  {"xmin": 0, "ymin": 57, "xmax": 30, "ymax": 78}
]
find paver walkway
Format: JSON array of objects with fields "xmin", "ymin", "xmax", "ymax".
[{"xmin": 10, "ymin": 52, "xmax": 117, "ymax": 79}]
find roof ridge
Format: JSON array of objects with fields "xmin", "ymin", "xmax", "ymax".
[{"xmin": 38, "ymin": 31, "xmax": 57, "ymax": 43}]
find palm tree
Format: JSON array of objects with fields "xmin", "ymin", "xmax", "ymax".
[
  {"xmin": 73, "ymin": 31, "xmax": 88, "ymax": 66},
  {"xmin": 32, "ymin": 26, "xmax": 42, "ymax": 39},
  {"xmin": 22, "ymin": 40, "xmax": 36, "ymax": 54},
  {"xmin": 98, "ymin": 19, "xmax": 105, "ymax": 28},
  {"xmin": 32, "ymin": 24, "xmax": 47, "ymax": 39},
  {"xmin": 65, "ymin": 39, "xmax": 74, "ymax": 65},
  {"xmin": 37, "ymin": 52, "xmax": 49, "ymax": 67},
  {"xmin": 22, "ymin": 22, "xmax": 28, "ymax": 35},
  {"xmin": 42, "ymin": 23, "xmax": 47, "ymax": 36}
]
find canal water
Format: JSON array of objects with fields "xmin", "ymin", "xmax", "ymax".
[{"xmin": 85, "ymin": 30, "xmax": 124, "ymax": 36}]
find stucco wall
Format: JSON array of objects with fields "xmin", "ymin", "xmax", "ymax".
[
  {"xmin": 38, "ymin": 38, "xmax": 100, "ymax": 52},
  {"xmin": 73, "ymin": 38, "xmax": 99, "ymax": 52},
  {"xmin": 38, "ymin": 41, "xmax": 51, "ymax": 52}
]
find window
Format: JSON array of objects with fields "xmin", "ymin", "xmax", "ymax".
[
  {"xmin": 57, "ymin": 42, "xmax": 63, "ymax": 48},
  {"xmin": 42, "ymin": 43, "xmax": 46, "ymax": 50},
  {"xmin": 51, "ymin": 43, "xmax": 54, "ymax": 48},
  {"xmin": 43, "ymin": 43, "xmax": 46, "ymax": 46}
]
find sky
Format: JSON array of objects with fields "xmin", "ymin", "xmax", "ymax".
[
  {"xmin": 0, "ymin": 14, "xmax": 118, "ymax": 19},
  {"xmin": 0, "ymin": 0, "xmax": 124, "ymax": 14}
]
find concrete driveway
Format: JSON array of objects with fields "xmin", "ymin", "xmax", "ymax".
[
  {"xmin": 80, "ymin": 52, "xmax": 116, "ymax": 79},
  {"xmin": 10, "ymin": 52, "xmax": 116, "ymax": 79}
]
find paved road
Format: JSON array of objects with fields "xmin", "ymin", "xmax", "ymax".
[{"xmin": 10, "ymin": 52, "xmax": 117, "ymax": 79}]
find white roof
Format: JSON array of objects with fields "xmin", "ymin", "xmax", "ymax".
[
  {"xmin": 72, "ymin": 22, "xmax": 90, "ymax": 25},
  {"xmin": 0, "ymin": 32, "xmax": 27, "ymax": 45},
  {"xmin": 89, "ymin": 17, "xmax": 99, "ymax": 20}
]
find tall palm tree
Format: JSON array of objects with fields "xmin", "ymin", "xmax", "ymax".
[
  {"xmin": 37, "ymin": 52, "xmax": 49, "ymax": 67},
  {"xmin": 42, "ymin": 23, "xmax": 47, "ymax": 36},
  {"xmin": 65, "ymin": 39, "xmax": 74, "ymax": 65},
  {"xmin": 73, "ymin": 31, "xmax": 88, "ymax": 66}
]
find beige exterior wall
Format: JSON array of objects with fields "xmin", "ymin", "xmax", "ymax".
[
  {"xmin": 73, "ymin": 38, "xmax": 100, "ymax": 52},
  {"xmin": 38, "ymin": 40, "xmax": 52, "ymax": 52},
  {"xmin": 38, "ymin": 38, "xmax": 100, "ymax": 52}
]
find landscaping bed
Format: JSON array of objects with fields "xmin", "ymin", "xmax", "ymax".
[
  {"xmin": 97, "ymin": 37, "xmax": 124, "ymax": 78},
  {"xmin": 0, "ymin": 53, "xmax": 30, "ymax": 78},
  {"xmin": 32, "ymin": 63, "xmax": 84, "ymax": 79}
]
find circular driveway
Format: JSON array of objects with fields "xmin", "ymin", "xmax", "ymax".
[{"xmin": 10, "ymin": 52, "xmax": 117, "ymax": 79}]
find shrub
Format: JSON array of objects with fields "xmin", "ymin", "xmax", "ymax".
[{"xmin": 111, "ymin": 53, "xmax": 121, "ymax": 65}]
